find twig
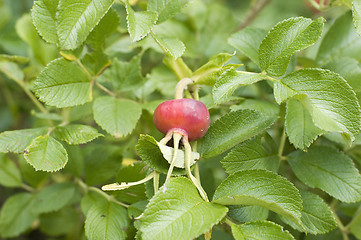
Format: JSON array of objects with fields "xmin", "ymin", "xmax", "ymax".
[{"xmin": 238, "ymin": 0, "xmax": 273, "ymax": 30}]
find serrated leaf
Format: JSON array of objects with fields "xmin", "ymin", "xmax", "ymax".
[
  {"xmin": 221, "ymin": 135, "xmax": 279, "ymax": 174},
  {"xmin": 324, "ymin": 57, "xmax": 361, "ymax": 92},
  {"xmin": 87, "ymin": 8, "xmax": 120, "ymax": 48},
  {"xmin": 0, "ymin": 154, "xmax": 22, "ymax": 187},
  {"xmin": 317, "ymin": 12, "xmax": 361, "ymax": 66},
  {"xmin": 228, "ymin": 205, "xmax": 268, "ymax": 223},
  {"xmin": 212, "ymin": 68, "xmax": 266, "ymax": 104},
  {"xmin": 0, "ymin": 193, "xmax": 37, "ymax": 238},
  {"xmin": 201, "ymin": 109, "xmax": 277, "ymax": 158},
  {"xmin": 99, "ymin": 55, "xmax": 144, "ymax": 92},
  {"xmin": 31, "ymin": 0, "xmax": 59, "ymax": 44},
  {"xmin": 192, "ymin": 52, "xmax": 234, "ymax": 85},
  {"xmin": 136, "ymin": 134, "xmax": 185, "ymax": 175},
  {"xmin": 230, "ymin": 99, "xmax": 280, "ymax": 117},
  {"xmin": 32, "ymin": 182, "xmax": 76, "ymax": 214},
  {"xmin": 81, "ymin": 50, "xmax": 110, "ymax": 76},
  {"xmin": 126, "ymin": 1, "xmax": 157, "ymax": 42},
  {"xmin": 275, "ymin": 68, "xmax": 361, "ymax": 143},
  {"xmin": 213, "ymin": 169, "xmax": 302, "ymax": 226},
  {"xmin": 0, "ymin": 61, "xmax": 24, "ymax": 83},
  {"xmin": 228, "ymin": 27, "xmax": 268, "ymax": 66},
  {"xmin": 16, "ymin": 14, "xmax": 57, "ymax": 66},
  {"xmin": 0, "ymin": 127, "xmax": 48, "ymax": 153},
  {"xmin": 53, "ymin": 124, "xmax": 103, "ymax": 145},
  {"xmin": 353, "ymin": 0, "xmax": 361, "ymax": 35},
  {"xmin": 33, "ymin": 58, "xmax": 92, "ymax": 108},
  {"xmin": 139, "ymin": 177, "xmax": 228, "ymax": 240},
  {"xmin": 152, "ymin": 35, "xmax": 185, "ymax": 59},
  {"xmin": 285, "ymin": 98, "xmax": 324, "ymax": 150},
  {"xmin": 85, "ymin": 200, "xmax": 130, "ymax": 240},
  {"xmin": 231, "ymin": 221, "xmax": 295, "ymax": 240},
  {"xmin": 280, "ymin": 191, "xmax": 336, "ymax": 235},
  {"xmin": 147, "ymin": 0, "xmax": 188, "ymax": 23},
  {"xmin": 24, "ymin": 135, "xmax": 68, "ymax": 172},
  {"xmin": 259, "ymin": 17, "xmax": 324, "ymax": 76},
  {"xmin": 93, "ymin": 96, "xmax": 142, "ymax": 138},
  {"xmin": 56, "ymin": 0, "xmax": 115, "ymax": 50},
  {"xmin": 288, "ymin": 146, "xmax": 361, "ymax": 203}
]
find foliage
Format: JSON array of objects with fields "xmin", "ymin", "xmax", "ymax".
[{"xmin": 1, "ymin": 0, "xmax": 361, "ymax": 239}]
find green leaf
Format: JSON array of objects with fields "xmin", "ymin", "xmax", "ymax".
[
  {"xmin": 275, "ymin": 68, "xmax": 361, "ymax": 143},
  {"xmin": 288, "ymin": 146, "xmax": 361, "ymax": 203},
  {"xmin": 139, "ymin": 177, "xmax": 228, "ymax": 240},
  {"xmin": 0, "ymin": 193, "xmax": 37, "ymax": 238},
  {"xmin": 192, "ymin": 52, "xmax": 234, "ymax": 85},
  {"xmin": 213, "ymin": 169, "xmax": 302, "ymax": 226},
  {"xmin": 147, "ymin": 0, "xmax": 188, "ymax": 23},
  {"xmin": 113, "ymin": 162, "xmax": 149, "ymax": 204},
  {"xmin": 221, "ymin": 135, "xmax": 279, "ymax": 174},
  {"xmin": 136, "ymin": 134, "xmax": 185, "ymax": 175},
  {"xmin": 33, "ymin": 58, "xmax": 92, "ymax": 108},
  {"xmin": 228, "ymin": 27, "xmax": 268, "ymax": 66},
  {"xmin": 81, "ymin": 50, "xmax": 111, "ymax": 76},
  {"xmin": 259, "ymin": 17, "xmax": 324, "ymax": 76},
  {"xmin": 84, "ymin": 145, "xmax": 123, "ymax": 186},
  {"xmin": 228, "ymin": 205, "xmax": 268, "ymax": 223},
  {"xmin": 349, "ymin": 206, "xmax": 361, "ymax": 239},
  {"xmin": 280, "ymin": 191, "xmax": 336, "ymax": 235},
  {"xmin": 152, "ymin": 35, "xmax": 185, "ymax": 59},
  {"xmin": 0, "ymin": 61, "xmax": 24, "ymax": 82},
  {"xmin": 353, "ymin": 0, "xmax": 361, "ymax": 35},
  {"xmin": 126, "ymin": 1, "xmax": 157, "ymax": 42},
  {"xmin": 93, "ymin": 96, "xmax": 142, "ymax": 138},
  {"xmin": 99, "ymin": 55, "xmax": 144, "ymax": 92},
  {"xmin": 15, "ymin": 14, "xmax": 57, "ymax": 66},
  {"xmin": 56, "ymin": 0, "xmax": 115, "ymax": 50},
  {"xmin": 84, "ymin": 200, "xmax": 130, "ymax": 240},
  {"xmin": 324, "ymin": 57, "xmax": 361, "ymax": 92},
  {"xmin": 230, "ymin": 99, "xmax": 280, "ymax": 117},
  {"xmin": 212, "ymin": 68, "xmax": 266, "ymax": 104},
  {"xmin": 285, "ymin": 98, "xmax": 323, "ymax": 150},
  {"xmin": 32, "ymin": 182, "xmax": 76, "ymax": 214},
  {"xmin": 31, "ymin": 0, "xmax": 59, "ymax": 44},
  {"xmin": 317, "ymin": 12, "xmax": 361, "ymax": 66},
  {"xmin": 87, "ymin": 8, "xmax": 120, "ymax": 48},
  {"xmin": 24, "ymin": 135, "xmax": 68, "ymax": 172},
  {"xmin": 231, "ymin": 221, "xmax": 295, "ymax": 240},
  {"xmin": 39, "ymin": 207, "xmax": 80, "ymax": 237},
  {"xmin": 0, "ymin": 153, "xmax": 22, "ymax": 187},
  {"xmin": 81, "ymin": 189, "xmax": 108, "ymax": 216},
  {"xmin": 201, "ymin": 109, "xmax": 277, "ymax": 158},
  {"xmin": 0, "ymin": 127, "xmax": 48, "ymax": 153},
  {"xmin": 53, "ymin": 124, "xmax": 103, "ymax": 145}
]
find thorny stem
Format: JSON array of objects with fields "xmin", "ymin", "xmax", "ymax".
[
  {"xmin": 183, "ymin": 137, "xmax": 209, "ymax": 201},
  {"xmin": 238, "ymin": 0, "xmax": 272, "ymax": 30},
  {"xmin": 175, "ymin": 78, "xmax": 194, "ymax": 99},
  {"xmin": 166, "ymin": 133, "xmax": 182, "ymax": 182}
]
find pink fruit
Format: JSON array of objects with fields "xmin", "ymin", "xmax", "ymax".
[{"xmin": 153, "ymin": 98, "xmax": 210, "ymax": 141}]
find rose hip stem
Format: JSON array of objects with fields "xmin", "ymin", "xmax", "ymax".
[{"xmin": 166, "ymin": 133, "xmax": 182, "ymax": 181}]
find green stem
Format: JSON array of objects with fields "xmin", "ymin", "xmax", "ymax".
[
  {"xmin": 175, "ymin": 78, "xmax": 194, "ymax": 99},
  {"xmin": 89, "ymin": 187, "xmax": 129, "ymax": 208},
  {"xmin": 278, "ymin": 129, "xmax": 286, "ymax": 159},
  {"xmin": 21, "ymin": 183, "xmax": 35, "ymax": 193},
  {"xmin": 238, "ymin": 0, "xmax": 272, "ymax": 30},
  {"xmin": 95, "ymin": 81, "xmax": 117, "ymax": 97},
  {"xmin": 331, "ymin": 203, "xmax": 349, "ymax": 240}
]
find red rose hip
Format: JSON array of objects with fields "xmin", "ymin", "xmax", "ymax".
[{"xmin": 153, "ymin": 98, "xmax": 210, "ymax": 141}]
